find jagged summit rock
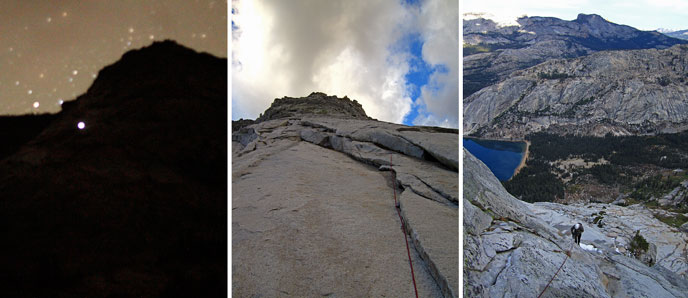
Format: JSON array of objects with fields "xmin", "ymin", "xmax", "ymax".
[
  {"xmin": 255, "ymin": 92, "xmax": 371, "ymax": 122},
  {"xmin": 0, "ymin": 41, "xmax": 226, "ymax": 296},
  {"xmin": 233, "ymin": 97, "xmax": 458, "ymax": 296}
]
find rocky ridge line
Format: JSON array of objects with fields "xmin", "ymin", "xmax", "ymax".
[
  {"xmin": 463, "ymin": 13, "xmax": 687, "ymax": 98},
  {"xmin": 465, "ymin": 44, "xmax": 688, "ymax": 138}
]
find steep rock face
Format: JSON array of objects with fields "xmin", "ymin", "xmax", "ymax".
[
  {"xmin": 0, "ymin": 40, "xmax": 227, "ymax": 297},
  {"xmin": 233, "ymin": 94, "xmax": 458, "ymax": 297},
  {"xmin": 464, "ymin": 149, "xmax": 688, "ymax": 297},
  {"xmin": 465, "ymin": 44, "xmax": 688, "ymax": 138},
  {"xmin": 463, "ymin": 13, "xmax": 687, "ymax": 97}
]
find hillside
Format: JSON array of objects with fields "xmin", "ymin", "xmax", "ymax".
[
  {"xmin": 465, "ymin": 44, "xmax": 688, "ymax": 138},
  {"xmin": 463, "ymin": 13, "xmax": 687, "ymax": 98},
  {"xmin": 0, "ymin": 40, "xmax": 227, "ymax": 296}
]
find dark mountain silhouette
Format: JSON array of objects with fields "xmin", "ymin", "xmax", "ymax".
[
  {"xmin": 0, "ymin": 40, "xmax": 226, "ymax": 297},
  {"xmin": 0, "ymin": 113, "xmax": 58, "ymax": 161}
]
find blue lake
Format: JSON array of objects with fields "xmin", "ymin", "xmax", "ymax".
[{"xmin": 463, "ymin": 138, "xmax": 527, "ymax": 181}]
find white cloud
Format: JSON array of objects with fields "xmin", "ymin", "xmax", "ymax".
[
  {"xmin": 413, "ymin": 0, "xmax": 458, "ymax": 128},
  {"xmin": 463, "ymin": 0, "xmax": 590, "ymax": 26},
  {"xmin": 232, "ymin": 0, "xmax": 457, "ymax": 128},
  {"xmin": 232, "ymin": 0, "xmax": 415, "ymax": 123}
]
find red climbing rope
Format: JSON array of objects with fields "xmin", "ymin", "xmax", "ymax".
[
  {"xmin": 391, "ymin": 154, "xmax": 419, "ymax": 298},
  {"xmin": 537, "ymin": 242, "xmax": 573, "ymax": 298}
]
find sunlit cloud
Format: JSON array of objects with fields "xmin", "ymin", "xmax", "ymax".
[{"xmin": 232, "ymin": 0, "xmax": 457, "ymax": 128}]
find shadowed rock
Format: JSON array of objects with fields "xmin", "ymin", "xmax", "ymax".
[{"xmin": 0, "ymin": 40, "xmax": 227, "ymax": 297}]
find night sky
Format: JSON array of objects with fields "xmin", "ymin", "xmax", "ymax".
[{"xmin": 0, "ymin": 0, "xmax": 227, "ymax": 116}]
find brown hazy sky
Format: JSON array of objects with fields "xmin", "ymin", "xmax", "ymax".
[{"xmin": 0, "ymin": 0, "xmax": 227, "ymax": 115}]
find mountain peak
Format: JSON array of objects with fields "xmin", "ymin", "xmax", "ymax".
[
  {"xmin": 255, "ymin": 92, "xmax": 371, "ymax": 122},
  {"xmin": 575, "ymin": 13, "xmax": 605, "ymax": 22}
]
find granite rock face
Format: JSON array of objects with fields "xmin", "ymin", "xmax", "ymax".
[
  {"xmin": 464, "ymin": 149, "xmax": 688, "ymax": 297},
  {"xmin": 233, "ymin": 94, "xmax": 458, "ymax": 297},
  {"xmin": 465, "ymin": 44, "xmax": 688, "ymax": 138},
  {"xmin": 463, "ymin": 13, "xmax": 687, "ymax": 98}
]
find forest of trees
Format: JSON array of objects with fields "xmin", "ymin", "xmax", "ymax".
[{"xmin": 503, "ymin": 132, "xmax": 688, "ymax": 203}]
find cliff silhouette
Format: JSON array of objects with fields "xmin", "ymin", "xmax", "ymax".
[{"xmin": 0, "ymin": 40, "xmax": 227, "ymax": 297}]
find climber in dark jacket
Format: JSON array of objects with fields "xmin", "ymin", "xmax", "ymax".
[{"xmin": 571, "ymin": 223, "xmax": 584, "ymax": 245}]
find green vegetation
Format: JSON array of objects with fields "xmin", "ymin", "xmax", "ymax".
[
  {"xmin": 502, "ymin": 160, "xmax": 564, "ymax": 202},
  {"xmin": 463, "ymin": 42, "xmax": 527, "ymax": 56},
  {"xmin": 537, "ymin": 70, "xmax": 571, "ymax": 80},
  {"xmin": 592, "ymin": 212, "xmax": 605, "ymax": 228},
  {"xmin": 629, "ymin": 231, "xmax": 649, "ymax": 258},
  {"xmin": 503, "ymin": 132, "xmax": 688, "ymax": 206},
  {"xmin": 657, "ymin": 76, "xmax": 672, "ymax": 87},
  {"xmin": 654, "ymin": 213, "xmax": 688, "ymax": 228},
  {"xmin": 463, "ymin": 44, "xmax": 491, "ymax": 55},
  {"xmin": 630, "ymin": 174, "xmax": 685, "ymax": 201}
]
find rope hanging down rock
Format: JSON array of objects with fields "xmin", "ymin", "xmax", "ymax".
[
  {"xmin": 390, "ymin": 153, "xmax": 419, "ymax": 298},
  {"xmin": 537, "ymin": 242, "xmax": 573, "ymax": 298}
]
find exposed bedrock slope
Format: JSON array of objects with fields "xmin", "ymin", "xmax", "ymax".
[
  {"xmin": 464, "ymin": 149, "xmax": 688, "ymax": 297},
  {"xmin": 233, "ymin": 96, "xmax": 458, "ymax": 297}
]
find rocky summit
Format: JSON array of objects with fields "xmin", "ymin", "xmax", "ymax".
[
  {"xmin": 463, "ymin": 13, "xmax": 687, "ymax": 98},
  {"xmin": 232, "ymin": 93, "xmax": 458, "ymax": 297},
  {"xmin": 0, "ymin": 40, "xmax": 227, "ymax": 296},
  {"xmin": 464, "ymin": 149, "xmax": 688, "ymax": 297},
  {"xmin": 465, "ymin": 44, "xmax": 688, "ymax": 138}
]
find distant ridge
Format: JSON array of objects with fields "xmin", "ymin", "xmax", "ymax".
[{"xmin": 463, "ymin": 13, "xmax": 688, "ymax": 97}]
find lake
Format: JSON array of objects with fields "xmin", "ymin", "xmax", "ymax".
[{"xmin": 463, "ymin": 138, "xmax": 527, "ymax": 181}]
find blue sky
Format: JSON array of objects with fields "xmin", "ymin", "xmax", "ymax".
[
  {"xmin": 402, "ymin": 35, "xmax": 430, "ymax": 125},
  {"xmin": 231, "ymin": 0, "xmax": 458, "ymax": 128},
  {"xmin": 464, "ymin": 0, "xmax": 688, "ymax": 31}
]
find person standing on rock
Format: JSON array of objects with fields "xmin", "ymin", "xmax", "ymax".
[{"xmin": 571, "ymin": 223, "xmax": 584, "ymax": 245}]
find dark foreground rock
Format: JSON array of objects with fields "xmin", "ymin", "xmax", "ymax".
[{"xmin": 0, "ymin": 40, "xmax": 227, "ymax": 297}]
